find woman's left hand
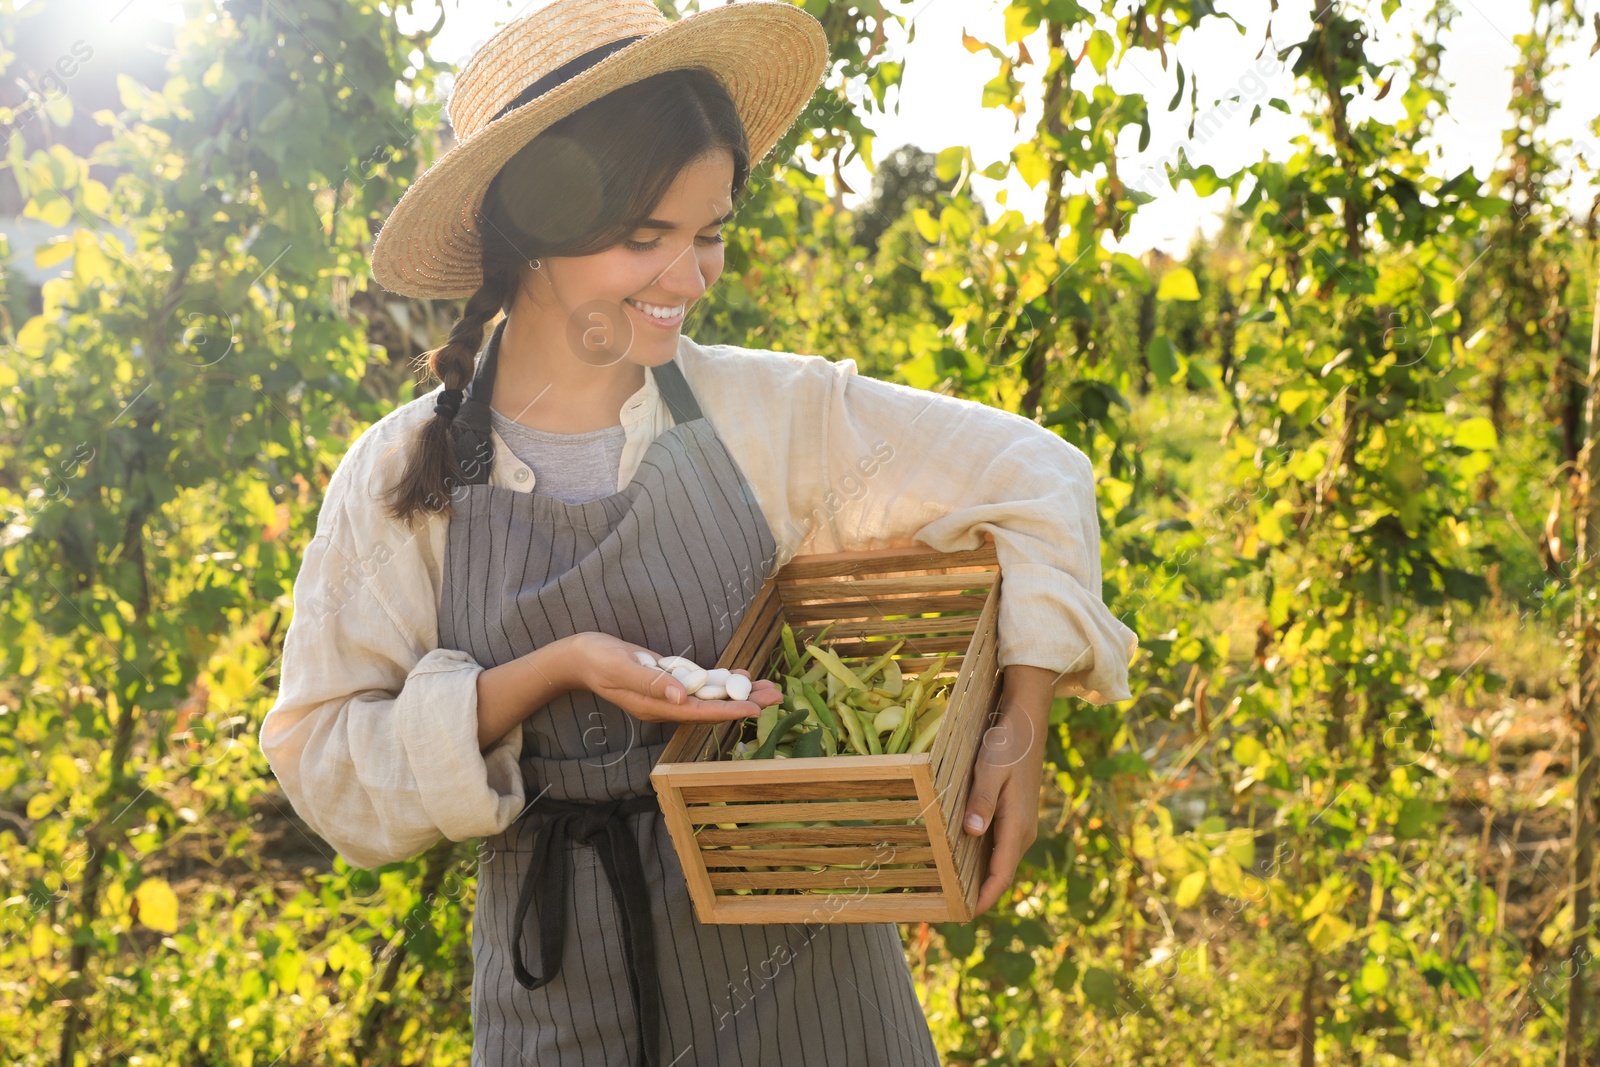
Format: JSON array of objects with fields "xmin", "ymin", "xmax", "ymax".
[{"xmin": 963, "ymin": 664, "xmax": 1055, "ymax": 917}]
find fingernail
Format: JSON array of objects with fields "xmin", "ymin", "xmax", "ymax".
[
  {"xmin": 966, "ymin": 813, "xmax": 985, "ymax": 833},
  {"xmin": 669, "ymin": 687, "xmax": 683, "ymax": 704}
]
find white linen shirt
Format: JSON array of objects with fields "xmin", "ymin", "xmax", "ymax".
[{"xmin": 258, "ymin": 333, "xmax": 1140, "ymax": 868}]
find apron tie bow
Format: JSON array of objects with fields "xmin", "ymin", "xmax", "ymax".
[{"xmin": 510, "ymin": 792, "xmax": 663, "ymax": 1067}]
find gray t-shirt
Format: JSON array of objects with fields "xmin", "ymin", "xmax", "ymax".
[{"xmin": 489, "ymin": 407, "xmax": 627, "ymax": 504}]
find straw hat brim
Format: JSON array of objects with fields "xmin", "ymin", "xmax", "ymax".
[{"xmin": 370, "ymin": 2, "xmax": 829, "ymax": 300}]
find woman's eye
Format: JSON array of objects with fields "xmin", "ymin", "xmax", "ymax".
[{"xmin": 623, "ymin": 233, "xmax": 725, "ymax": 252}]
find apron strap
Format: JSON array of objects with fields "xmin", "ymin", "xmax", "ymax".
[
  {"xmin": 651, "ymin": 355, "xmax": 704, "ymax": 425},
  {"xmin": 510, "ymin": 792, "xmax": 664, "ymax": 1067},
  {"xmin": 449, "ymin": 317, "xmax": 703, "ymax": 484}
]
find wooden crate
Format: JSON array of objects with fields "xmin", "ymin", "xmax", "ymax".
[{"xmin": 650, "ymin": 537, "xmax": 1003, "ymax": 925}]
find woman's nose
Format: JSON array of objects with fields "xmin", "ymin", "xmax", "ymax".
[{"xmin": 653, "ymin": 241, "xmax": 708, "ymax": 297}]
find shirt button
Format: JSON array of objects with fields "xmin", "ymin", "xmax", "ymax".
[{"xmin": 514, "ymin": 468, "xmax": 529, "ymax": 482}]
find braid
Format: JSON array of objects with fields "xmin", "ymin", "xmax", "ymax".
[{"xmin": 381, "ymin": 269, "xmax": 517, "ymax": 526}]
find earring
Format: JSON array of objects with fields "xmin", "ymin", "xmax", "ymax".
[{"xmin": 528, "ymin": 258, "xmax": 541, "ymax": 270}]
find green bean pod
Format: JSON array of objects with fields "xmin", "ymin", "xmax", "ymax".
[
  {"xmin": 795, "ymin": 678, "xmax": 840, "ymax": 734},
  {"xmin": 906, "ymin": 709, "xmax": 945, "ymax": 754},
  {"xmin": 752, "ymin": 706, "xmax": 810, "ymax": 759},
  {"xmin": 806, "ymin": 643, "xmax": 869, "ymax": 692},
  {"xmin": 885, "ymin": 706, "xmax": 914, "ymax": 754},
  {"xmin": 792, "ymin": 728, "xmax": 824, "ymax": 758}
]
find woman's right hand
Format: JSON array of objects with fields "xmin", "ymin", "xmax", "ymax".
[{"xmin": 567, "ymin": 632, "xmax": 784, "ymax": 724}]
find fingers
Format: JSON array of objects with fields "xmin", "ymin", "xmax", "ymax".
[
  {"xmin": 648, "ymin": 692, "xmax": 766, "ymax": 722},
  {"xmin": 963, "ymin": 749, "xmax": 1008, "ymax": 836},
  {"xmin": 964, "ymin": 752, "xmax": 1039, "ymax": 916},
  {"xmin": 627, "ymin": 656, "xmax": 780, "ymax": 719},
  {"xmin": 633, "ymin": 661, "xmax": 684, "ymax": 704},
  {"xmin": 972, "ymin": 801, "xmax": 1025, "ymax": 916}
]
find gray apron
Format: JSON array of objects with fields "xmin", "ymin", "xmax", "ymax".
[{"xmin": 439, "ymin": 319, "xmax": 943, "ymax": 1067}]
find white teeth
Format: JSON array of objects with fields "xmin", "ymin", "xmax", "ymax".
[{"xmin": 628, "ymin": 298, "xmax": 683, "ymax": 320}]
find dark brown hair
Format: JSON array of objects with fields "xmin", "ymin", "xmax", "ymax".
[{"xmin": 381, "ymin": 66, "xmax": 751, "ymax": 527}]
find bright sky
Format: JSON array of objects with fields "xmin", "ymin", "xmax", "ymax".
[
  {"xmin": 405, "ymin": 0, "xmax": 1600, "ymax": 257},
  {"xmin": 87, "ymin": 0, "xmax": 1600, "ymax": 256}
]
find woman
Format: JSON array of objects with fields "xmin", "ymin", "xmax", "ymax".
[{"xmin": 259, "ymin": 1, "xmax": 1139, "ymax": 1064}]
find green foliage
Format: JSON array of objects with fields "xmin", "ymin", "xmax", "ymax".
[{"xmin": 0, "ymin": 0, "xmax": 1593, "ymax": 1063}]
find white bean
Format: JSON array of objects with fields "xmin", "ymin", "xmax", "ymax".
[
  {"xmin": 671, "ymin": 665, "xmax": 707, "ymax": 694},
  {"xmin": 724, "ymin": 675, "xmax": 752, "ymax": 702},
  {"xmin": 696, "ymin": 684, "xmax": 728, "ymax": 700},
  {"xmin": 634, "ymin": 650, "xmax": 658, "ymax": 669},
  {"xmin": 657, "ymin": 655, "xmax": 698, "ymax": 672},
  {"xmin": 705, "ymin": 668, "xmax": 731, "ymax": 687}
]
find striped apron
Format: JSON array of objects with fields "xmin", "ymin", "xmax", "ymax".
[{"xmin": 439, "ymin": 320, "xmax": 943, "ymax": 1067}]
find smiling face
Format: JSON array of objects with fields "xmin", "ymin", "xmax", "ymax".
[{"xmin": 516, "ymin": 147, "xmax": 734, "ymax": 368}]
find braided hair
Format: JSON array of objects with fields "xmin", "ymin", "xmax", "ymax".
[
  {"xmin": 380, "ymin": 270, "xmax": 516, "ymax": 525},
  {"xmin": 380, "ymin": 66, "xmax": 751, "ymax": 527}
]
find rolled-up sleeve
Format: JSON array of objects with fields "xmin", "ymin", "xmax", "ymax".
[
  {"xmin": 810, "ymin": 358, "xmax": 1139, "ymax": 704},
  {"xmin": 258, "ymin": 436, "xmax": 526, "ymax": 869}
]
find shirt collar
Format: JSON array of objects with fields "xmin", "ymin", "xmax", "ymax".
[
  {"xmin": 620, "ymin": 363, "xmax": 659, "ymax": 423},
  {"xmin": 485, "ymin": 363, "xmax": 664, "ymax": 491}
]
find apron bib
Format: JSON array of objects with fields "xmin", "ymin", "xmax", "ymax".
[{"xmin": 439, "ymin": 319, "xmax": 943, "ymax": 1067}]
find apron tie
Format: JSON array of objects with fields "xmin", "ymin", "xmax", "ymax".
[{"xmin": 510, "ymin": 792, "xmax": 663, "ymax": 1067}]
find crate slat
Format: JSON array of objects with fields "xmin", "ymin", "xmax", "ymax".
[
  {"xmin": 787, "ymin": 614, "xmax": 981, "ymax": 642},
  {"xmin": 681, "ymin": 778, "xmax": 920, "ymax": 803},
  {"xmin": 693, "ymin": 825, "xmax": 931, "ymax": 847},
  {"xmin": 815, "ymin": 634, "xmax": 973, "ymax": 660},
  {"xmin": 773, "ymin": 542, "xmax": 998, "ymax": 581},
  {"xmin": 933, "ymin": 578, "xmax": 1003, "ymax": 850},
  {"xmin": 684, "ymin": 799, "xmax": 925, "ymax": 825},
  {"xmin": 783, "ymin": 594, "xmax": 992, "ymax": 624},
  {"xmin": 709, "ymin": 868, "xmax": 947, "ymax": 890},
  {"xmin": 701, "ymin": 895, "xmax": 953, "ymax": 924},
  {"xmin": 658, "ymin": 753, "xmax": 927, "ymax": 789},
  {"xmin": 702, "ymin": 846, "xmax": 938, "ymax": 866},
  {"xmin": 781, "ymin": 571, "xmax": 995, "ymax": 602}
]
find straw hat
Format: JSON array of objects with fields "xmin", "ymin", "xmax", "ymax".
[{"xmin": 370, "ymin": 0, "xmax": 830, "ymax": 299}]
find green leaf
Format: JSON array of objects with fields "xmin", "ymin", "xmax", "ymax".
[
  {"xmin": 1013, "ymin": 142, "xmax": 1050, "ymax": 187},
  {"xmin": 1052, "ymin": 957, "xmax": 1079, "ymax": 994},
  {"xmin": 1173, "ymin": 868, "xmax": 1207, "ymax": 908},
  {"xmin": 1278, "ymin": 389, "xmax": 1311, "ymax": 415},
  {"xmin": 1448, "ymin": 963, "xmax": 1482, "ymax": 998},
  {"xmin": 34, "ymin": 237, "xmax": 75, "ymax": 269},
  {"xmin": 1227, "ymin": 830, "xmax": 1256, "ymax": 871},
  {"xmin": 1082, "ymin": 966, "xmax": 1117, "ymax": 1009},
  {"xmin": 1453, "ymin": 416, "xmax": 1497, "ymax": 451},
  {"xmin": 1086, "ymin": 30, "xmax": 1114, "ymax": 75},
  {"xmin": 986, "ymin": 949, "xmax": 1035, "ymax": 985},
  {"xmin": 134, "ymin": 877, "xmax": 180, "ymax": 933},
  {"xmin": 935, "ymin": 146, "xmax": 966, "ymax": 184},
  {"xmin": 1208, "ymin": 853, "xmax": 1247, "ymax": 899},
  {"xmin": 1232, "ymin": 735, "xmax": 1263, "ymax": 766},
  {"xmin": 1307, "ymin": 912, "xmax": 1355, "ymax": 953},
  {"xmin": 1395, "ymin": 798, "xmax": 1443, "ymax": 839},
  {"xmin": 1301, "ymin": 883, "xmax": 1333, "ymax": 921},
  {"xmin": 1146, "ymin": 336, "xmax": 1179, "ymax": 385},
  {"xmin": 1157, "ymin": 267, "xmax": 1201, "ymax": 301},
  {"xmin": 939, "ymin": 921, "xmax": 977, "ymax": 959}
]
